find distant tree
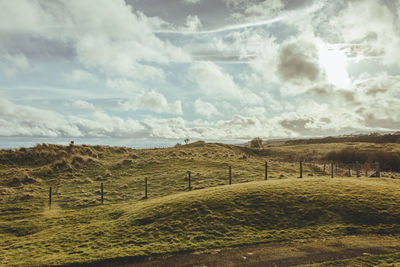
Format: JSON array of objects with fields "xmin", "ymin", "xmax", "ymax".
[
  {"xmin": 184, "ymin": 138, "xmax": 190, "ymax": 145},
  {"xmin": 250, "ymin": 137, "xmax": 263, "ymax": 149}
]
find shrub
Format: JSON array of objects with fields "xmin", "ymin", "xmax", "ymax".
[
  {"xmin": 325, "ymin": 148, "xmax": 400, "ymax": 171},
  {"xmin": 250, "ymin": 137, "xmax": 263, "ymax": 149}
]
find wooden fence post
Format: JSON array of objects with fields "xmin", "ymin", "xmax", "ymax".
[
  {"xmin": 356, "ymin": 161, "xmax": 360, "ymax": 177},
  {"xmin": 348, "ymin": 165, "xmax": 351, "ymax": 177},
  {"xmin": 299, "ymin": 160, "xmax": 303, "ymax": 178},
  {"xmin": 265, "ymin": 160, "xmax": 268, "ymax": 180},
  {"xmin": 323, "ymin": 163, "xmax": 326, "ymax": 174},
  {"xmin": 365, "ymin": 163, "xmax": 368, "ymax": 177},
  {"xmin": 331, "ymin": 161, "xmax": 334, "ymax": 178},
  {"xmin": 49, "ymin": 186, "xmax": 52, "ymax": 210},
  {"xmin": 101, "ymin": 183, "xmax": 104, "ymax": 205},
  {"xmin": 229, "ymin": 166, "xmax": 232, "ymax": 185},
  {"xmin": 376, "ymin": 162, "xmax": 381, "ymax": 178},
  {"xmin": 336, "ymin": 164, "xmax": 338, "ymax": 175},
  {"xmin": 144, "ymin": 177, "xmax": 148, "ymax": 199},
  {"xmin": 188, "ymin": 171, "xmax": 192, "ymax": 190}
]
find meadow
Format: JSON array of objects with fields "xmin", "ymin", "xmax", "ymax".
[{"xmin": 0, "ymin": 140, "xmax": 400, "ymax": 266}]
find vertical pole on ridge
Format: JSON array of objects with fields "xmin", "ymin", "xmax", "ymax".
[
  {"xmin": 229, "ymin": 166, "xmax": 232, "ymax": 185},
  {"xmin": 49, "ymin": 187, "xmax": 52, "ymax": 210},
  {"xmin": 188, "ymin": 171, "xmax": 192, "ymax": 190},
  {"xmin": 101, "ymin": 183, "xmax": 104, "ymax": 205},
  {"xmin": 299, "ymin": 160, "xmax": 303, "ymax": 178},
  {"xmin": 144, "ymin": 177, "xmax": 148, "ymax": 199}
]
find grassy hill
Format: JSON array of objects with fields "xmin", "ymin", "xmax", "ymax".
[{"xmin": 1, "ymin": 141, "xmax": 400, "ymax": 265}]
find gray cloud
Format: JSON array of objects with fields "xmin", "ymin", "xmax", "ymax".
[{"xmin": 277, "ymin": 41, "xmax": 321, "ymax": 83}]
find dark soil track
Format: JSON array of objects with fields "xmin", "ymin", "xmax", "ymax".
[{"xmin": 72, "ymin": 235, "xmax": 400, "ymax": 267}]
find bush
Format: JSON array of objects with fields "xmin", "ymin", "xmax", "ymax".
[
  {"xmin": 325, "ymin": 148, "xmax": 400, "ymax": 171},
  {"xmin": 250, "ymin": 137, "xmax": 263, "ymax": 149}
]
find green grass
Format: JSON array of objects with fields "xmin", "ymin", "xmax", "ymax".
[
  {"xmin": 0, "ymin": 142, "xmax": 400, "ymax": 266},
  {"xmin": 1, "ymin": 178, "xmax": 400, "ymax": 265}
]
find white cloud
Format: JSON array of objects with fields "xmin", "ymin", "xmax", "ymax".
[
  {"xmin": 65, "ymin": 99, "xmax": 96, "ymax": 111},
  {"xmin": 0, "ymin": 98, "xmax": 81, "ymax": 137},
  {"xmin": 120, "ymin": 91, "xmax": 183, "ymax": 115},
  {"xmin": 64, "ymin": 69, "xmax": 95, "ymax": 82},
  {"xmin": 194, "ymin": 99, "xmax": 221, "ymax": 117},
  {"xmin": 190, "ymin": 61, "xmax": 262, "ymax": 105},
  {"xmin": 0, "ymin": 0, "xmax": 190, "ymax": 80},
  {"xmin": 184, "ymin": 15, "xmax": 202, "ymax": 32},
  {"xmin": 70, "ymin": 112, "xmax": 147, "ymax": 138},
  {"xmin": 182, "ymin": 0, "xmax": 202, "ymax": 5},
  {"xmin": 330, "ymin": 0, "xmax": 400, "ymax": 67}
]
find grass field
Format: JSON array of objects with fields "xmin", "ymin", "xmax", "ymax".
[{"xmin": 0, "ymin": 141, "xmax": 400, "ymax": 266}]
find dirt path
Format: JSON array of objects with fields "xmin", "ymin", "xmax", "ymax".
[{"xmin": 74, "ymin": 235, "xmax": 400, "ymax": 267}]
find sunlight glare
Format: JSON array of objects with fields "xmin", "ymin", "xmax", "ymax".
[{"xmin": 318, "ymin": 43, "xmax": 351, "ymax": 89}]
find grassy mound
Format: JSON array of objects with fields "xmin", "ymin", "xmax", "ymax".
[{"xmin": 1, "ymin": 177, "xmax": 399, "ymax": 266}]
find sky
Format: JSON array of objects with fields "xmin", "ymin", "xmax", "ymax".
[{"xmin": 0, "ymin": 0, "xmax": 400, "ymax": 147}]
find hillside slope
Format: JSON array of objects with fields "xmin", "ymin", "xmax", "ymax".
[{"xmin": 1, "ymin": 177, "xmax": 400, "ymax": 266}]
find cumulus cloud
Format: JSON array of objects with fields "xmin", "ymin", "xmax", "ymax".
[
  {"xmin": 277, "ymin": 40, "xmax": 321, "ymax": 83},
  {"xmin": 0, "ymin": 98, "xmax": 81, "ymax": 137},
  {"xmin": 330, "ymin": 0, "xmax": 400, "ymax": 67},
  {"xmin": 194, "ymin": 99, "xmax": 221, "ymax": 117},
  {"xmin": 65, "ymin": 99, "xmax": 96, "ymax": 111},
  {"xmin": 190, "ymin": 61, "xmax": 262, "ymax": 105},
  {"xmin": 120, "ymin": 91, "xmax": 183, "ymax": 115},
  {"xmin": 70, "ymin": 112, "xmax": 148, "ymax": 138},
  {"xmin": 0, "ymin": 0, "xmax": 189, "ymax": 80}
]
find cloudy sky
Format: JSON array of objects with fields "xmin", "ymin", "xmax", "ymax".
[{"xmin": 0, "ymin": 0, "xmax": 399, "ymax": 147}]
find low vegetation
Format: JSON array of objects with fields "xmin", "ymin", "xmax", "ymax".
[
  {"xmin": 0, "ymin": 139, "xmax": 399, "ymax": 265},
  {"xmin": 325, "ymin": 148, "xmax": 400, "ymax": 171},
  {"xmin": 284, "ymin": 132, "xmax": 400, "ymax": 145}
]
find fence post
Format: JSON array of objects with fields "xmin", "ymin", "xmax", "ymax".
[
  {"xmin": 356, "ymin": 161, "xmax": 360, "ymax": 177},
  {"xmin": 101, "ymin": 183, "xmax": 104, "ymax": 205},
  {"xmin": 331, "ymin": 161, "xmax": 334, "ymax": 178},
  {"xmin": 229, "ymin": 166, "xmax": 232, "ymax": 185},
  {"xmin": 348, "ymin": 165, "xmax": 351, "ymax": 177},
  {"xmin": 49, "ymin": 186, "xmax": 52, "ymax": 210},
  {"xmin": 376, "ymin": 162, "xmax": 381, "ymax": 178},
  {"xmin": 336, "ymin": 164, "xmax": 338, "ymax": 175},
  {"xmin": 365, "ymin": 163, "xmax": 368, "ymax": 177},
  {"xmin": 144, "ymin": 177, "xmax": 148, "ymax": 199},
  {"xmin": 323, "ymin": 163, "xmax": 326, "ymax": 174},
  {"xmin": 265, "ymin": 160, "xmax": 268, "ymax": 180},
  {"xmin": 299, "ymin": 160, "xmax": 303, "ymax": 178},
  {"xmin": 188, "ymin": 171, "xmax": 192, "ymax": 190}
]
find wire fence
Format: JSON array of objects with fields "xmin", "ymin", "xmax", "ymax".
[{"xmin": 2, "ymin": 160, "xmax": 393, "ymax": 212}]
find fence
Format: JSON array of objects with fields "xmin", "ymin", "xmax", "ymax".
[{"xmin": 38, "ymin": 160, "xmax": 389, "ymax": 210}]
